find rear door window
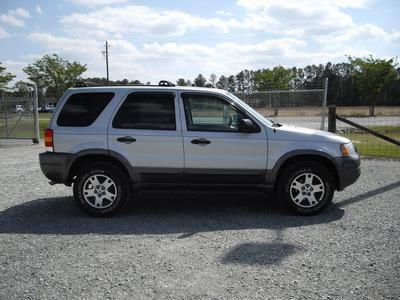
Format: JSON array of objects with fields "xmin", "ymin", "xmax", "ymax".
[{"xmin": 112, "ymin": 92, "xmax": 176, "ymax": 130}]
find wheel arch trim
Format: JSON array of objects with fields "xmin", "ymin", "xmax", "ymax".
[
  {"xmin": 67, "ymin": 149, "xmax": 137, "ymax": 185},
  {"xmin": 267, "ymin": 150, "xmax": 340, "ymax": 190}
]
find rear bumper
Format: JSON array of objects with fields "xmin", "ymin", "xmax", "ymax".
[
  {"xmin": 333, "ymin": 155, "xmax": 361, "ymax": 191},
  {"xmin": 39, "ymin": 152, "xmax": 76, "ymax": 186}
]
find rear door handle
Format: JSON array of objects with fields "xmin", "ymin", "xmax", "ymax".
[
  {"xmin": 117, "ymin": 136, "xmax": 136, "ymax": 143},
  {"xmin": 191, "ymin": 138, "xmax": 211, "ymax": 145}
]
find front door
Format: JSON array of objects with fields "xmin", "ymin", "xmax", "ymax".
[{"xmin": 180, "ymin": 93, "xmax": 268, "ymax": 184}]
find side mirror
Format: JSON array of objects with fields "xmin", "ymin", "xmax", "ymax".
[{"xmin": 238, "ymin": 119, "xmax": 255, "ymax": 133}]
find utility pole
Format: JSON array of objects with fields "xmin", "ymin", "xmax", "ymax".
[{"xmin": 104, "ymin": 41, "xmax": 109, "ymax": 85}]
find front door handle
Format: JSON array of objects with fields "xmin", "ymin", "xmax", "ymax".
[
  {"xmin": 117, "ymin": 136, "xmax": 136, "ymax": 143},
  {"xmin": 191, "ymin": 138, "xmax": 211, "ymax": 145}
]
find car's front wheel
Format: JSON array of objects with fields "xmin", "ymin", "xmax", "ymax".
[
  {"xmin": 277, "ymin": 162, "xmax": 334, "ymax": 215},
  {"xmin": 73, "ymin": 163, "xmax": 130, "ymax": 217}
]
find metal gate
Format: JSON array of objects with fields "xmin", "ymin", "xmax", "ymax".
[{"xmin": 0, "ymin": 86, "xmax": 40, "ymax": 144}]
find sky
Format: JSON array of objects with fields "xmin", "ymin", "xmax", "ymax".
[{"xmin": 1, "ymin": 0, "xmax": 399, "ymax": 86}]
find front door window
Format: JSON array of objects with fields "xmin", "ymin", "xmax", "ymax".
[{"xmin": 183, "ymin": 95, "xmax": 246, "ymax": 132}]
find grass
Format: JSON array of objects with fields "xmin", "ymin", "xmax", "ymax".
[
  {"xmin": 340, "ymin": 126, "xmax": 400, "ymax": 158},
  {"xmin": 336, "ymin": 106, "xmax": 400, "ymax": 117},
  {"xmin": 0, "ymin": 114, "xmax": 51, "ymax": 139}
]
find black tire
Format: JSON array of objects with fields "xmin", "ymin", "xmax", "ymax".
[
  {"xmin": 73, "ymin": 163, "xmax": 130, "ymax": 217},
  {"xmin": 277, "ymin": 162, "xmax": 334, "ymax": 215}
]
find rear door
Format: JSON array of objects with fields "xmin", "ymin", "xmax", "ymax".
[
  {"xmin": 180, "ymin": 92, "xmax": 268, "ymax": 184},
  {"xmin": 108, "ymin": 91, "xmax": 184, "ymax": 183}
]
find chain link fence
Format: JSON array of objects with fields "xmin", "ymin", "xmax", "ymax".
[{"xmin": 234, "ymin": 79, "xmax": 328, "ymax": 130}]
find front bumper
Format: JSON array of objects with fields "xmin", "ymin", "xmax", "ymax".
[{"xmin": 333, "ymin": 155, "xmax": 361, "ymax": 191}]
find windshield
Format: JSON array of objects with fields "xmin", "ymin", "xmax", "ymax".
[{"xmin": 226, "ymin": 92, "xmax": 273, "ymax": 126}]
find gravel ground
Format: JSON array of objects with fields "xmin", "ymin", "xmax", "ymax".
[{"xmin": 0, "ymin": 144, "xmax": 399, "ymax": 299}]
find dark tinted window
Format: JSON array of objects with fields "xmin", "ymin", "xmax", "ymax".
[
  {"xmin": 57, "ymin": 92, "xmax": 114, "ymax": 127},
  {"xmin": 112, "ymin": 93, "xmax": 176, "ymax": 130}
]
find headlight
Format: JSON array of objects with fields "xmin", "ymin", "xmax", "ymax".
[{"xmin": 341, "ymin": 142, "xmax": 358, "ymax": 157}]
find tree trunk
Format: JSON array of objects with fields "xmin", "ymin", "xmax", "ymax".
[
  {"xmin": 367, "ymin": 95, "xmax": 375, "ymax": 117},
  {"xmin": 369, "ymin": 105, "xmax": 375, "ymax": 117}
]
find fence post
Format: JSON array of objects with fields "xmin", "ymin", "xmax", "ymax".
[
  {"xmin": 33, "ymin": 84, "xmax": 40, "ymax": 144},
  {"xmin": 320, "ymin": 78, "xmax": 328, "ymax": 130},
  {"xmin": 2, "ymin": 90, "xmax": 9, "ymax": 137},
  {"xmin": 328, "ymin": 105, "xmax": 336, "ymax": 133}
]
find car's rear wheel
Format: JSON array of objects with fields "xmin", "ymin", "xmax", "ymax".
[
  {"xmin": 277, "ymin": 162, "xmax": 334, "ymax": 215},
  {"xmin": 73, "ymin": 163, "xmax": 130, "ymax": 217}
]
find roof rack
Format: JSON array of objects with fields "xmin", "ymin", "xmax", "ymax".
[
  {"xmin": 75, "ymin": 81, "xmax": 100, "ymax": 87},
  {"xmin": 158, "ymin": 80, "xmax": 175, "ymax": 87},
  {"xmin": 75, "ymin": 80, "xmax": 176, "ymax": 88}
]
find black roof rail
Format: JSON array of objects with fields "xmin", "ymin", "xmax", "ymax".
[
  {"xmin": 75, "ymin": 80, "xmax": 176, "ymax": 88},
  {"xmin": 75, "ymin": 81, "xmax": 100, "ymax": 87},
  {"xmin": 158, "ymin": 80, "xmax": 175, "ymax": 87}
]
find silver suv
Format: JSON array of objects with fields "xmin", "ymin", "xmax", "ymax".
[
  {"xmin": 39, "ymin": 81, "xmax": 361, "ymax": 217},
  {"xmin": 10, "ymin": 105, "xmax": 25, "ymax": 113}
]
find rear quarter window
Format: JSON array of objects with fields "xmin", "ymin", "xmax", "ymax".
[{"xmin": 57, "ymin": 92, "xmax": 115, "ymax": 127}]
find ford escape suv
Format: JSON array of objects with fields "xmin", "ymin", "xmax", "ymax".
[{"xmin": 39, "ymin": 81, "xmax": 361, "ymax": 217}]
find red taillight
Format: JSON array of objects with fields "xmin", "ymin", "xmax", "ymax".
[{"xmin": 44, "ymin": 129, "xmax": 54, "ymax": 152}]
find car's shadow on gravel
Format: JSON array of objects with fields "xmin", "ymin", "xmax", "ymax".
[{"xmin": 0, "ymin": 192, "xmax": 344, "ymax": 236}]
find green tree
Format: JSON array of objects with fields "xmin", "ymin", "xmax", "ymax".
[
  {"xmin": 254, "ymin": 66, "xmax": 297, "ymax": 115},
  {"xmin": 348, "ymin": 55, "xmax": 398, "ymax": 116},
  {"xmin": 23, "ymin": 54, "xmax": 87, "ymax": 101},
  {"xmin": 227, "ymin": 75, "xmax": 237, "ymax": 92},
  {"xmin": 216, "ymin": 75, "xmax": 228, "ymax": 90},
  {"xmin": 236, "ymin": 70, "xmax": 254, "ymax": 92},
  {"xmin": 129, "ymin": 80, "xmax": 142, "ymax": 85},
  {"xmin": 12, "ymin": 81, "xmax": 33, "ymax": 97},
  {"xmin": 254, "ymin": 66, "xmax": 296, "ymax": 90},
  {"xmin": 115, "ymin": 79, "xmax": 129, "ymax": 84},
  {"xmin": 194, "ymin": 74, "xmax": 207, "ymax": 87},
  {"xmin": 0, "ymin": 62, "xmax": 16, "ymax": 89},
  {"xmin": 209, "ymin": 73, "xmax": 217, "ymax": 88},
  {"xmin": 176, "ymin": 78, "xmax": 187, "ymax": 86}
]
